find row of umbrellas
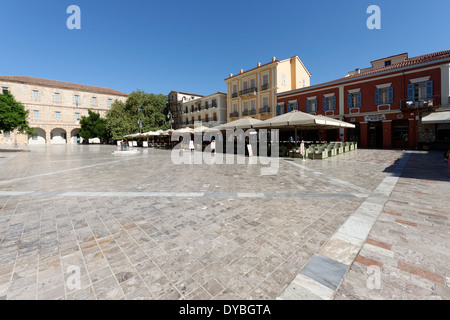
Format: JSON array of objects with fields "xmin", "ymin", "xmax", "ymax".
[
  {"xmin": 124, "ymin": 110, "xmax": 355, "ymax": 139},
  {"xmin": 214, "ymin": 111, "xmax": 355, "ymax": 130}
]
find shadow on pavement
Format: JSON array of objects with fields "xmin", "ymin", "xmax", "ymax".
[{"xmin": 384, "ymin": 150, "xmax": 449, "ymax": 182}]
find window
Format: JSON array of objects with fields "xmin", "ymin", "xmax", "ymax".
[
  {"xmin": 384, "ymin": 60, "xmax": 392, "ymax": 67},
  {"xmin": 262, "ymin": 97, "xmax": 269, "ymax": 108},
  {"xmin": 415, "ymin": 82, "xmax": 426, "ymax": 100},
  {"xmin": 33, "ymin": 90, "xmax": 39, "ymax": 100},
  {"xmin": 323, "ymin": 96, "xmax": 336, "ymax": 111},
  {"xmin": 232, "ymin": 84, "xmax": 237, "ymax": 94},
  {"xmin": 307, "ymin": 99, "xmax": 317, "ymax": 113},
  {"xmin": 55, "ymin": 112, "xmax": 61, "ymax": 120},
  {"xmin": 250, "ymin": 79, "xmax": 256, "ymax": 89},
  {"xmin": 74, "ymin": 95, "xmax": 80, "ymax": 104},
  {"xmin": 347, "ymin": 92, "xmax": 362, "ymax": 108},
  {"xmin": 108, "ymin": 99, "xmax": 113, "ymax": 107},
  {"xmin": 33, "ymin": 110, "xmax": 39, "ymax": 119},
  {"xmin": 243, "ymin": 81, "xmax": 248, "ymax": 91},
  {"xmin": 2, "ymin": 87, "xmax": 9, "ymax": 94},
  {"xmin": 92, "ymin": 97, "xmax": 97, "ymax": 105},
  {"xmin": 282, "ymin": 73, "xmax": 286, "ymax": 86},
  {"xmin": 376, "ymin": 87, "xmax": 393, "ymax": 105},
  {"xmin": 250, "ymin": 100, "xmax": 256, "ymax": 114},
  {"xmin": 54, "ymin": 93, "xmax": 60, "ymax": 101},
  {"xmin": 233, "ymin": 103, "xmax": 238, "ymax": 113},
  {"xmin": 262, "ymin": 75, "xmax": 269, "ymax": 86},
  {"xmin": 243, "ymin": 101, "xmax": 249, "ymax": 114},
  {"xmin": 75, "ymin": 113, "xmax": 80, "ymax": 120}
]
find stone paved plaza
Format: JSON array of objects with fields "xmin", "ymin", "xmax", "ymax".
[{"xmin": 0, "ymin": 144, "xmax": 448, "ymax": 300}]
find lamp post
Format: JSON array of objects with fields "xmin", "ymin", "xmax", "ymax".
[{"xmin": 138, "ymin": 107, "xmax": 143, "ymax": 134}]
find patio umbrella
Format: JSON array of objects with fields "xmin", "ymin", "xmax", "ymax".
[
  {"xmin": 173, "ymin": 127, "xmax": 194, "ymax": 134},
  {"xmin": 193, "ymin": 125, "xmax": 211, "ymax": 133},
  {"xmin": 220, "ymin": 117, "xmax": 264, "ymax": 130}
]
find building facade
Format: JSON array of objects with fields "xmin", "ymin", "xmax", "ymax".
[
  {"xmin": 181, "ymin": 92, "xmax": 227, "ymax": 128},
  {"xmin": 0, "ymin": 76, "xmax": 128, "ymax": 145},
  {"xmin": 225, "ymin": 56, "xmax": 311, "ymax": 123},
  {"xmin": 277, "ymin": 50, "xmax": 450, "ymax": 149},
  {"xmin": 167, "ymin": 91, "xmax": 204, "ymax": 129}
]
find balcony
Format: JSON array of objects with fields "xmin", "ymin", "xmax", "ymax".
[
  {"xmin": 229, "ymin": 112, "xmax": 239, "ymax": 118},
  {"xmin": 259, "ymin": 106, "xmax": 270, "ymax": 114},
  {"xmin": 242, "ymin": 110, "xmax": 249, "ymax": 116},
  {"xmin": 239, "ymin": 87, "xmax": 258, "ymax": 97},
  {"xmin": 232, "ymin": 92, "xmax": 239, "ymax": 98},
  {"xmin": 250, "ymin": 109, "xmax": 257, "ymax": 115},
  {"xmin": 401, "ymin": 96, "xmax": 440, "ymax": 111},
  {"xmin": 260, "ymin": 83, "xmax": 269, "ymax": 91}
]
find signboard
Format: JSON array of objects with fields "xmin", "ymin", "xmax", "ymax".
[
  {"xmin": 143, "ymin": 141, "xmax": 148, "ymax": 148},
  {"xmin": 247, "ymin": 144, "xmax": 253, "ymax": 157},
  {"xmin": 364, "ymin": 114, "xmax": 386, "ymax": 122}
]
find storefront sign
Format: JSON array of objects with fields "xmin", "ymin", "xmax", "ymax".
[{"xmin": 364, "ymin": 114, "xmax": 386, "ymax": 122}]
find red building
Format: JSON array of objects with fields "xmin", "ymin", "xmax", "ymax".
[{"xmin": 277, "ymin": 51, "xmax": 450, "ymax": 149}]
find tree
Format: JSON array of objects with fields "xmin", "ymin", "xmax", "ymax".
[
  {"xmin": 80, "ymin": 110, "xmax": 108, "ymax": 143},
  {"xmin": 0, "ymin": 91, "xmax": 33, "ymax": 135},
  {"xmin": 105, "ymin": 90, "xmax": 169, "ymax": 140}
]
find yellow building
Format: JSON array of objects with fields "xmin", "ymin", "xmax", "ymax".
[{"xmin": 224, "ymin": 56, "xmax": 311, "ymax": 122}]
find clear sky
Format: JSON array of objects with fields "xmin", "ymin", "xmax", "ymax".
[{"xmin": 1, "ymin": 0, "xmax": 449, "ymax": 96}]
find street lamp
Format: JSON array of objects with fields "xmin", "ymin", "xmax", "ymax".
[{"xmin": 138, "ymin": 107, "xmax": 143, "ymax": 134}]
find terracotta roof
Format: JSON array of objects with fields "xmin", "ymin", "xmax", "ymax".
[
  {"xmin": 0, "ymin": 76, "xmax": 128, "ymax": 96},
  {"xmin": 278, "ymin": 50, "xmax": 450, "ymax": 96}
]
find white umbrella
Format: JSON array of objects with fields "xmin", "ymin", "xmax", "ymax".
[{"xmin": 220, "ymin": 117, "xmax": 264, "ymax": 130}]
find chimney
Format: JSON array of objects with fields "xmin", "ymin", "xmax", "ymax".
[
  {"xmin": 240, "ymin": 69, "xmax": 243, "ymax": 74},
  {"xmin": 271, "ymin": 56, "xmax": 276, "ymax": 62},
  {"xmin": 229, "ymin": 73, "xmax": 233, "ymax": 77},
  {"xmin": 355, "ymin": 68, "xmax": 361, "ymax": 74},
  {"xmin": 257, "ymin": 62, "xmax": 261, "ymax": 67}
]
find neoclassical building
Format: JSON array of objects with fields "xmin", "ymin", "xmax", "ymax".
[
  {"xmin": 181, "ymin": 92, "xmax": 227, "ymax": 128},
  {"xmin": 225, "ymin": 56, "xmax": 311, "ymax": 123},
  {"xmin": 0, "ymin": 76, "xmax": 128, "ymax": 145}
]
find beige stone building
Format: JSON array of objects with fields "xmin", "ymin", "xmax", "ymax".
[
  {"xmin": 181, "ymin": 92, "xmax": 227, "ymax": 128},
  {"xmin": 0, "ymin": 76, "xmax": 128, "ymax": 146},
  {"xmin": 225, "ymin": 56, "xmax": 311, "ymax": 122}
]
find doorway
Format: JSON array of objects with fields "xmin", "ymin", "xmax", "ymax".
[{"xmin": 368, "ymin": 122, "xmax": 383, "ymax": 148}]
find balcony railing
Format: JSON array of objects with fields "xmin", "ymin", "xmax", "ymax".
[
  {"xmin": 401, "ymin": 95, "xmax": 440, "ymax": 111},
  {"xmin": 250, "ymin": 109, "xmax": 257, "ymax": 115},
  {"xmin": 229, "ymin": 112, "xmax": 239, "ymax": 118},
  {"xmin": 232, "ymin": 92, "xmax": 238, "ymax": 98},
  {"xmin": 239, "ymin": 87, "xmax": 258, "ymax": 96},
  {"xmin": 242, "ymin": 110, "xmax": 249, "ymax": 116},
  {"xmin": 260, "ymin": 83, "xmax": 269, "ymax": 91},
  {"xmin": 259, "ymin": 106, "xmax": 270, "ymax": 114}
]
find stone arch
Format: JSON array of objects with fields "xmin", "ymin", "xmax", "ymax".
[
  {"xmin": 50, "ymin": 128, "xmax": 67, "ymax": 144},
  {"xmin": 70, "ymin": 128, "xmax": 83, "ymax": 144},
  {"xmin": 28, "ymin": 128, "xmax": 47, "ymax": 145}
]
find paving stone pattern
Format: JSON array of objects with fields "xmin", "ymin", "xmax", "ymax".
[{"xmin": 0, "ymin": 145, "xmax": 448, "ymax": 300}]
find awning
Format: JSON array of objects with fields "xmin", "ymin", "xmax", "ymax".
[{"xmin": 422, "ymin": 111, "xmax": 450, "ymax": 124}]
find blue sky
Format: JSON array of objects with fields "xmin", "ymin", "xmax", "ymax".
[{"xmin": 0, "ymin": 0, "xmax": 449, "ymax": 96}]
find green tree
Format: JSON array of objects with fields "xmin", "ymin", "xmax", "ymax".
[
  {"xmin": 106, "ymin": 90, "xmax": 169, "ymax": 140},
  {"xmin": 0, "ymin": 91, "xmax": 33, "ymax": 135},
  {"xmin": 80, "ymin": 110, "xmax": 109, "ymax": 143}
]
